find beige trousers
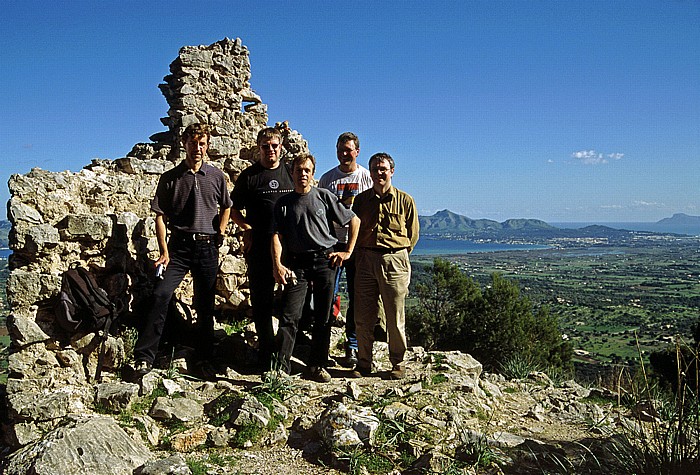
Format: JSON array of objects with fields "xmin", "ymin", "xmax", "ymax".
[{"xmin": 354, "ymin": 248, "xmax": 411, "ymax": 370}]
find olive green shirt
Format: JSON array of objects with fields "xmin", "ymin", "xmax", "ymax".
[{"xmin": 352, "ymin": 186, "xmax": 419, "ymax": 252}]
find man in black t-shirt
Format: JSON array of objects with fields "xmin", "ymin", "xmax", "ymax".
[{"xmin": 230, "ymin": 127, "xmax": 294, "ymax": 370}]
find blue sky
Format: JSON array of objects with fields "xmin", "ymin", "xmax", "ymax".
[{"xmin": 2, "ymin": 0, "xmax": 699, "ymax": 222}]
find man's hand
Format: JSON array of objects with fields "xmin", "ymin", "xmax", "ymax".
[
  {"xmin": 241, "ymin": 228, "xmax": 254, "ymax": 255},
  {"xmin": 328, "ymin": 251, "xmax": 352, "ymax": 268},
  {"xmin": 155, "ymin": 253, "xmax": 170, "ymax": 268},
  {"xmin": 273, "ymin": 264, "xmax": 293, "ymax": 285},
  {"xmin": 216, "ymin": 233, "xmax": 225, "ymax": 247}
]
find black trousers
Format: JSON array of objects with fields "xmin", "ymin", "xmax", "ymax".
[
  {"xmin": 276, "ymin": 251, "xmax": 335, "ymax": 374},
  {"xmin": 246, "ymin": 234, "xmax": 276, "ymax": 366},
  {"xmin": 134, "ymin": 236, "xmax": 218, "ymax": 364}
]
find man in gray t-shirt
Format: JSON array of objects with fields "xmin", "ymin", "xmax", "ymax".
[{"xmin": 272, "ymin": 154, "xmax": 359, "ymax": 382}]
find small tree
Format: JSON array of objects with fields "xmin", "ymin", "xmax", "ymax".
[
  {"xmin": 457, "ymin": 273, "xmax": 540, "ymax": 368},
  {"xmin": 407, "ymin": 258, "xmax": 572, "ymax": 372},
  {"xmin": 407, "ymin": 258, "xmax": 481, "ymax": 350}
]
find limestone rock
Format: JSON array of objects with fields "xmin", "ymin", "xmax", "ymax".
[
  {"xmin": 6, "ymin": 314, "xmax": 50, "ymax": 347},
  {"xmin": 169, "ymin": 427, "xmax": 209, "ymax": 452},
  {"xmin": 150, "ymin": 397, "xmax": 204, "ymax": 423},
  {"xmin": 135, "ymin": 454, "xmax": 191, "ymax": 475},
  {"xmin": 315, "ymin": 402, "xmax": 380, "ymax": 448},
  {"xmin": 133, "ymin": 414, "xmax": 161, "ymax": 447},
  {"xmin": 3, "ymin": 415, "xmax": 151, "ymax": 475},
  {"xmin": 95, "ymin": 381, "xmax": 140, "ymax": 412},
  {"xmin": 227, "ymin": 394, "xmax": 270, "ymax": 429}
]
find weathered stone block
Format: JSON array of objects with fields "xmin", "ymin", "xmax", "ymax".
[{"xmin": 59, "ymin": 214, "xmax": 113, "ymax": 241}]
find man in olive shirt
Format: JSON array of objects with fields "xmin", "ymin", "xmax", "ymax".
[{"xmin": 351, "ymin": 152, "xmax": 419, "ymax": 380}]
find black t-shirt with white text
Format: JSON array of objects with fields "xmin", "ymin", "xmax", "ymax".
[{"xmin": 230, "ymin": 162, "xmax": 294, "ymax": 236}]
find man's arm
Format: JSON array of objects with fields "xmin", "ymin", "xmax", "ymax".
[
  {"xmin": 271, "ymin": 233, "xmax": 291, "ymax": 285},
  {"xmin": 230, "ymin": 208, "xmax": 253, "ymax": 254},
  {"xmin": 328, "ymin": 215, "xmax": 360, "ymax": 268},
  {"xmin": 216, "ymin": 207, "xmax": 232, "ymax": 246},
  {"xmin": 154, "ymin": 214, "xmax": 169, "ymax": 267},
  {"xmin": 406, "ymin": 196, "xmax": 420, "ymax": 253},
  {"xmin": 229, "ymin": 208, "xmax": 249, "ymax": 229},
  {"xmin": 218, "ymin": 207, "xmax": 231, "ymax": 234}
]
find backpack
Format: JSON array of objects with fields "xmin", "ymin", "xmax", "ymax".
[
  {"xmin": 55, "ymin": 267, "xmax": 115, "ymax": 334},
  {"xmin": 54, "ymin": 267, "xmax": 117, "ymax": 381}
]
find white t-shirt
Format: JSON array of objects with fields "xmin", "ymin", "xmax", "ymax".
[{"xmin": 318, "ymin": 165, "xmax": 373, "ymax": 243}]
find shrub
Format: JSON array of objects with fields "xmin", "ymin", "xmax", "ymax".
[
  {"xmin": 407, "ymin": 258, "xmax": 572, "ymax": 372},
  {"xmin": 606, "ymin": 339, "xmax": 700, "ymax": 474}
]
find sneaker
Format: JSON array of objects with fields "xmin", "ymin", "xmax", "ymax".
[
  {"xmin": 389, "ymin": 368, "xmax": 405, "ymax": 380},
  {"xmin": 133, "ymin": 360, "xmax": 152, "ymax": 379},
  {"xmin": 349, "ymin": 365, "xmax": 372, "ymax": 378},
  {"xmin": 307, "ymin": 366, "xmax": 331, "ymax": 383}
]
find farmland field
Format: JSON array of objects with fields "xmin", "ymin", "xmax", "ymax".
[{"xmin": 411, "ymin": 238, "xmax": 700, "ymax": 368}]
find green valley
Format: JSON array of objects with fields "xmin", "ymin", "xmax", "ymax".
[{"xmin": 412, "ymin": 239, "xmax": 700, "ymax": 374}]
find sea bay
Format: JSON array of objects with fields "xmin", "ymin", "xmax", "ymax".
[{"xmin": 412, "ymin": 238, "xmax": 548, "ymax": 256}]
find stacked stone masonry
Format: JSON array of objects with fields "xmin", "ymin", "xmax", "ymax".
[{"xmin": 2, "ymin": 37, "xmax": 308, "ymax": 449}]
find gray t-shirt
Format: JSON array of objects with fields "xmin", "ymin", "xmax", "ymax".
[{"xmin": 273, "ymin": 187, "xmax": 355, "ymax": 254}]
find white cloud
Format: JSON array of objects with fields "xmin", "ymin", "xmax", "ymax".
[
  {"xmin": 632, "ymin": 200, "xmax": 663, "ymax": 208},
  {"xmin": 572, "ymin": 150, "xmax": 606, "ymax": 164},
  {"xmin": 571, "ymin": 149, "xmax": 624, "ymax": 165}
]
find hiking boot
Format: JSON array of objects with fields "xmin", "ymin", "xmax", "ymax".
[
  {"xmin": 342, "ymin": 347, "xmax": 358, "ymax": 368},
  {"xmin": 349, "ymin": 365, "xmax": 372, "ymax": 378},
  {"xmin": 389, "ymin": 367, "xmax": 405, "ymax": 380},
  {"xmin": 192, "ymin": 360, "xmax": 219, "ymax": 381},
  {"xmin": 307, "ymin": 366, "xmax": 331, "ymax": 383},
  {"xmin": 133, "ymin": 360, "xmax": 152, "ymax": 379}
]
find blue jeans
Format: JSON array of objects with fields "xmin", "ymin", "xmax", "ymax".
[
  {"xmin": 134, "ymin": 234, "xmax": 219, "ymax": 364},
  {"xmin": 333, "ymin": 247, "xmax": 358, "ymax": 351},
  {"xmin": 276, "ymin": 250, "xmax": 335, "ymax": 374}
]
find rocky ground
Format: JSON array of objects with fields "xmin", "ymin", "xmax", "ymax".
[{"xmin": 2, "ymin": 324, "xmax": 636, "ymax": 475}]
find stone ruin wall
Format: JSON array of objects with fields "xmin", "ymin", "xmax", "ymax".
[{"xmin": 2, "ymin": 38, "xmax": 309, "ymax": 448}]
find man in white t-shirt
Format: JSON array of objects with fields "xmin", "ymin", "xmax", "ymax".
[{"xmin": 318, "ymin": 132, "xmax": 373, "ymax": 367}]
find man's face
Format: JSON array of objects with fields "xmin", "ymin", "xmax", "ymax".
[
  {"xmin": 293, "ymin": 159, "xmax": 314, "ymax": 191},
  {"xmin": 336, "ymin": 140, "xmax": 359, "ymax": 172},
  {"xmin": 258, "ymin": 137, "xmax": 282, "ymax": 169},
  {"xmin": 183, "ymin": 135, "xmax": 209, "ymax": 167},
  {"xmin": 370, "ymin": 159, "xmax": 394, "ymax": 188}
]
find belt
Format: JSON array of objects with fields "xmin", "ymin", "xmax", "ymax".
[
  {"xmin": 289, "ymin": 247, "xmax": 333, "ymax": 259},
  {"xmin": 363, "ymin": 247, "xmax": 405, "ymax": 254},
  {"xmin": 172, "ymin": 231, "xmax": 215, "ymax": 242}
]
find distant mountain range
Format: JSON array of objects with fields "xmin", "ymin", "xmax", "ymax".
[
  {"xmin": 656, "ymin": 213, "xmax": 700, "ymax": 226},
  {"xmin": 1, "ymin": 212, "xmax": 698, "ymax": 249},
  {"xmin": 418, "ymin": 210, "xmax": 700, "ymax": 240}
]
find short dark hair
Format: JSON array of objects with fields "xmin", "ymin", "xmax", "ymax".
[
  {"xmin": 257, "ymin": 127, "xmax": 283, "ymax": 146},
  {"xmin": 369, "ymin": 152, "xmax": 395, "ymax": 170},
  {"xmin": 293, "ymin": 154, "xmax": 316, "ymax": 174},
  {"xmin": 336, "ymin": 132, "xmax": 359, "ymax": 150},
  {"xmin": 182, "ymin": 123, "xmax": 210, "ymax": 142}
]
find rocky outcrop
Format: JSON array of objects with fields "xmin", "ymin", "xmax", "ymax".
[
  {"xmin": 1, "ymin": 339, "xmax": 630, "ymax": 474},
  {"xmin": 2, "ymin": 37, "xmax": 308, "ymax": 454}
]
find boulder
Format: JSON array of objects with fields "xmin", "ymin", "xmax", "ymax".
[{"xmin": 3, "ymin": 415, "xmax": 151, "ymax": 475}]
